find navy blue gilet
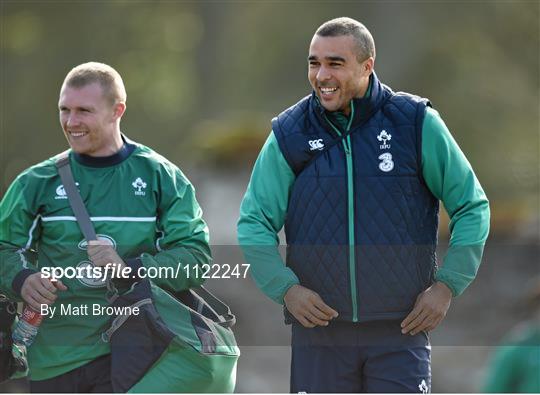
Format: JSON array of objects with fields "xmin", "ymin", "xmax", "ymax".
[{"xmin": 272, "ymin": 73, "xmax": 440, "ymax": 323}]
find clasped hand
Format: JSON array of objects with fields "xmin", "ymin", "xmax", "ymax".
[
  {"xmin": 284, "ymin": 284, "xmax": 339, "ymax": 328},
  {"xmin": 87, "ymin": 239, "xmax": 126, "ymax": 274},
  {"xmin": 21, "ymin": 240, "xmax": 126, "ymax": 310},
  {"xmin": 400, "ymin": 281, "xmax": 452, "ymax": 335}
]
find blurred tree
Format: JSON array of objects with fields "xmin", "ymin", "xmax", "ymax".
[{"xmin": 1, "ymin": 0, "xmax": 538, "ymax": 232}]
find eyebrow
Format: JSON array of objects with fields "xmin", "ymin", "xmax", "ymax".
[
  {"xmin": 308, "ymin": 55, "xmax": 346, "ymax": 62},
  {"xmin": 58, "ymin": 105, "xmax": 94, "ymax": 112}
]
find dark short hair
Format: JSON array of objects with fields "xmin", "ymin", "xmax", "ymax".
[
  {"xmin": 62, "ymin": 62, "xmax": 127, "ymax": 105},
  {"xmin": 315, "ymin": 17, "xmax": 376, "ymax": 62}
]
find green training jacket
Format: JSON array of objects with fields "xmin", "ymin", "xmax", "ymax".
[{"xmin": 0, "ymin": 137, "xmax": 211, "ymax": 380}]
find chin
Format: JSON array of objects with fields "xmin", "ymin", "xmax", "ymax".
[
  {"xmin": 317, "ymin": 98, "xmax": 338, "ymax": 112},
  {"xmin": 69, "ymin": 145, "xmax": 89, "ymax": 155},
  {"xmin": 322, "ymin": 103, "xmax": 339, "ymax": 112}
]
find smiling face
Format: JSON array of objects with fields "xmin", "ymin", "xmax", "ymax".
[
  {"xmin": 308, "ymin": 34, "xmax": 373, "ymax": 115},
  {"xmin": 58, "ymin": 82, "xmax": 125, "ymax": 156}
]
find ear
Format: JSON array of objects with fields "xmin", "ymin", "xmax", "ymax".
[
  {"xmin": 112, "ymin": 102, "xmax": 126, "ymax": 121},
  {"xmin": 363, "ymin": 57, "xmax": 375, "ymax": 75}
]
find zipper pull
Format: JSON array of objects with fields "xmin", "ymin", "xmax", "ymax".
[{"xmin": 343, "ymin": 136, "xmax": 352, "ymax": 154}]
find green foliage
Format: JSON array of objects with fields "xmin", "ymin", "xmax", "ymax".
[
  {"xmin": 189, "ymin": 114, "xmax": 269, "ymax": 169},
  {"xmin": 1, "ymin": 1, "xmax": 538, "ymax": 211}
]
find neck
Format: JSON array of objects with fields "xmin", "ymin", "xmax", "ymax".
[
  {"xmin": 72, "ymin": 134, "xmax": 136, "ymax": 168},
  {"xmin": 92, "ymin": 130, "xmax": 123, "ymax": 157},
  {"xmin": 107, "ymin": 131, "xmax": 124, "ymax": 155},
  {"xmin": 339, "ymin": 76, "xmax": 371, "ymax": 116},
  {"xmin": 355, "ymin": 76, "xmax": 371, "ymax": 100}
]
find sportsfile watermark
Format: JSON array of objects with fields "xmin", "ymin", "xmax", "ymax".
[
  {"xmin": 25, "ymin": 242, "xmax": 540, "ymax": 348},
  {"xmin": 40, "ymin": 262, "xmax": 251, "ymax": 282}
]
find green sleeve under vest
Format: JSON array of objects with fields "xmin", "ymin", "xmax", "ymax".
[
  {"xmin": 422, "ymin": 108, "xmax": 490, "ymax": 296},
  {"xmin": 237, "ymin": 134, "xmax": 299, "ymax": 304}
]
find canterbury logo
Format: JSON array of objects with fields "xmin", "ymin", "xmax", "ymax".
[
  {"xmin": 55, "ymin": 182, "xmax": 79, "ymax": 199},
  {"xmin": 308, "ymin": 139, "xmax": 324, "ymax": 151}
]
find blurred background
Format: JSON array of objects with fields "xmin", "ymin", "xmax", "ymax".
[{"xmin": 1, "ymin": 0, "xmax": 539, "ymax": 392}]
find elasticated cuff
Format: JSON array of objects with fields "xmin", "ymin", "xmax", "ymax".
[
  {"xmin": 113, "ymin": 257, "xmax": 143, "ymax": 287},
  {"xmin": 434, "ymin": 272, "xmax": 459, "ymax": 297},
  {"xmin": 12, "ymin": 268, "xmax": 38, "ymax": 296},
  {"xmin": 125, "ymin": 257, "xmax": 143, "ymax": 273}
]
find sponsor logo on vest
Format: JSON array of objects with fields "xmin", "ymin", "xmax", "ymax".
[
  {"xmin": 77, "ymin": 234, "xmax": 117, "ymax": 250},
  {"xmin": 132, "ymin": 177, "xmax": 147, "ymax": 196},
  {"xmin": 418, "ymin": 379, "xmax": 429, "ymax": 394},
  {"xmin": 308, "ymin": 139, "xmax": 325, "ymax": 151},
  {"xmin": 377, "ymin": 129, "xmax": 392, "ymax": 149},
  {"xmin": 77, "ymin": 235, "xmax": 117, "ymax": 288},
  {"xmin": 55, "ymin": 183, "xmax": 80, "ymax": 199},
  {"xmin": 76, "ymin": 260, "xmax": 107, "ymax": 288},
  {"xmin": 378, "ymin": 152, "xmax": 394, "ymax": 172}
]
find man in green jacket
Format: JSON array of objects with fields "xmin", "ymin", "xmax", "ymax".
[
  {"xmin": 0, "ymin": 62, "xmax": 211, "ymax": 391},
  {"xmin": 483, "ymin": 278, "xmax": 540, "ymax": 393},
  {"xmin": 238, "ymin": 17, "xmax": 490, "ymax": 392}
]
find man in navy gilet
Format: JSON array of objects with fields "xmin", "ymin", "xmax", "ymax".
[{"xmin": 238, "ymin": 17, "xmax": 490, "ymax": 392}]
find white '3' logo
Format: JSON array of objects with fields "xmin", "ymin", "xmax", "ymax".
[{"xmin": 378, "ymin": 153, "xmax": 394, "ymax": 172}]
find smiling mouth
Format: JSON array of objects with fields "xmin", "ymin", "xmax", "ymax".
[
  {"xmin": 319, "ymin": 87, "xmax": 338, "ymax": 97},
  {"xmin": 68, "ymin": 131, "xmax": 88, "ymax": 138}
]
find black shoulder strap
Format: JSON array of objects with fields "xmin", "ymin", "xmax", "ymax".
[
  {"xmin": 55, "ymin": 151, "xmax": 97, "ymax": 241},
  {"xmin": 55, "ymin": 152, "xmax": 121, "ymax": 300}
]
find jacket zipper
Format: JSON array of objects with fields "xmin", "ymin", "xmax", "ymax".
[{"xmin": 324, "ymin": 102, "xmax": 358, "ymax": 322}]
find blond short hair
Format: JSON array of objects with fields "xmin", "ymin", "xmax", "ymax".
[{"xmin": 62, "ymin": 62, "xmax": 126, "ymax": 104}]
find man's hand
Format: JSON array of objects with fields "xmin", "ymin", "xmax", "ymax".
[
  {"xmin": 401, "ymin": 281, "xmax": 452, "ymax": 335},
  {"xmin": 21, "ymin": 273, "xmax": 67, "ymax": 311},
  {"xmin": 87, "ymin": 240, "xmax": 126, "ymax": 272},
  {"xmin": 284, "ymin": 284, "xmax": 338, "ymax": 328}
]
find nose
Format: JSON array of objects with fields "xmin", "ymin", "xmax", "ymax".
[
  {"xmin": 65, "ymin": 112, "xmax": 80, "ymax": 128},
  {"xmin": 316, "ymin": 65, "xmax": 331, "ymax": 82}
]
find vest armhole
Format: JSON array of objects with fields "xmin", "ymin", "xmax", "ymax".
[
  {"xmin": 271, "ymin": 124, "xmax": 299, "ymax": 176},
  {"xmin": 416, "ymin": 100, "xmax": 431, "ymax": 186}
]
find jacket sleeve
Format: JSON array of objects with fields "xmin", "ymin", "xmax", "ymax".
[
  {"xmin": 0, "ymin": 176, "xmax": 41, "ymax": 300},
  {"xmin": 137, "ymin": 163, "xmax": 211, "ymax": 292},
  {"xmin": 422, "ymin": 107, "xmax": 490, "ymax": 296},
  {"xmin": 237, "ymin": 132, "xmax": 299, "ymax": 304}
]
